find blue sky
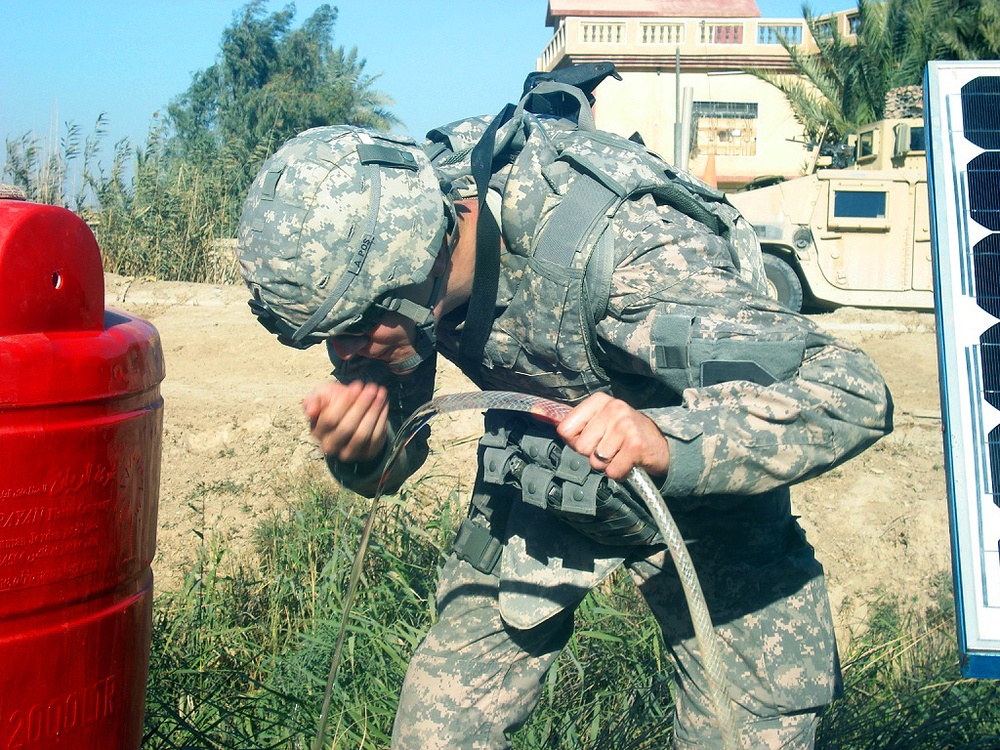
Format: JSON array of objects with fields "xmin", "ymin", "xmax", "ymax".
[{"xmin": 1, "ymin": 0, "xmax": 847, "ymax": 168}]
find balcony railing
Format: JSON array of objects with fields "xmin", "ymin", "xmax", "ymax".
[
  {"xmin": 539, "ymin": 20, "xmax": 567, "ymax": 70},
  {"xmin": 582, "ymin": 22, "xmax": 625, "ymax": 43},
  {"xmin": 758, "ymin": 23, "xmax": 804, "ymax": 45},
  {"xmin": 699, "ymin": 22, "xmax": 744, "ymax": 44},
  {"xmin": 537, "ymin": 12, "xmax": 849, "ymax": 71},
  {"xmin": 640, "ymin": 22, "xmax": 684, "ymax": 45}
]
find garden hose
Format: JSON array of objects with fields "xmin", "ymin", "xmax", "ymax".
[{"xmin": 312, "ymin": 391, "xmax": 740, "ymax": 750}]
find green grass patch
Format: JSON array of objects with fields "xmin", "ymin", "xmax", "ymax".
[{"xmin": 145, "ymin": 477, "xmax": 1000, "ymax": 749}]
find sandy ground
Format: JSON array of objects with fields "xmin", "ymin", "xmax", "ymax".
[{"xmin": 105, "ymin": 274, "xmax": 949, "ymax": 636}]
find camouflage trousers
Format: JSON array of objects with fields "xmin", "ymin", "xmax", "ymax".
[{"xmin": 391, "ymin": 497, "xmax": 841, "ymax": 750}]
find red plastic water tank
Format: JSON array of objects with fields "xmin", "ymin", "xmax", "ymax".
[{"xmin": 0, "ymin": 198, "xmax": 164, "ymax": 749}]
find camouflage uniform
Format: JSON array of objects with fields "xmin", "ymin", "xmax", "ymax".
[{"xmin": 248, "ymin": 113, "xmax": 893, "ymax": 748}]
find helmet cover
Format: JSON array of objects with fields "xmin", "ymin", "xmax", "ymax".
[{"xmin": 238, "ymin": 125, "xmax": 446, "ymax": 346}]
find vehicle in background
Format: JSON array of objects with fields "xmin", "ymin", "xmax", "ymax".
[{"xmin": 728, "ymin": 118, "xmax": 933, "ymax": 313}]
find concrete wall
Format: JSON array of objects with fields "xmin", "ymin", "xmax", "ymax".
[
  {"xmin": 538, "ymin": 9, "xmax": 861, "ymax": 187},
  {"xmin": 592, "ymin": 69, "xmax": 812, "ymax": 187}
]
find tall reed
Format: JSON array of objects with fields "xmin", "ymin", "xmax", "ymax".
[
  {"xmin": 144, "ymin": 472, "xmax": 1000, "ymax": 749},
  {"xmin": 4, "ymin": 118, "xmax": 241, "ymax": 283}
]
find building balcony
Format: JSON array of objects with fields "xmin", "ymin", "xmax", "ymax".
[{"xmin": 537, "ymin": 10, "xmax": 857, "ymax": 72}]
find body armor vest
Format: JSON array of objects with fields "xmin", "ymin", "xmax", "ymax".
[
  {"xmin": 425, "ymin": 81, "xmax": 768, "ymax": 558},
  {"xmin": 426, "ymin": 89, "xmax": 766, "ymax": 406}
]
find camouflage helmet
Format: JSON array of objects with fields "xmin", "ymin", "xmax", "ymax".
[{"xmin": 237, "ymin": 125, "xmax": 447, "ymax": 352}]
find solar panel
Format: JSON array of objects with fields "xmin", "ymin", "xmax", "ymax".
[{"xmin": 926, "ymin": 60, "xmax": 1000, "ymax": 679}]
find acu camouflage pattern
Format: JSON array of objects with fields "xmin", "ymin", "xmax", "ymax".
[
  {"xmin": 237, "ymin": 126, "xmax": 445, "ymax": 339},
  {"xmin": 389, "ymin": 104, "xmax": 890, "ymax": 746},
  {"xmin": 325, "ymin": 96, "xmax": 891, "ymax": 749},
  {"xmin": 393, "ymin": 498, "xmax": 839, "ymax": 750},
  {"xmin": 425, "ymin": 110, "xmax": 767, "ymax": 294},
  {"xmin": 428, "ymin": 108, "xmax": 773, "ymax": 404},
  {"xmin": 475, "ymin": 411, "xmax": 663, "ymax": 547}
]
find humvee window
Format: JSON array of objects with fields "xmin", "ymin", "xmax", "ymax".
[
  {"xmin": 834, "ymin": 190, "xmax": 887, "ymax": 219},
  {"xmin": 858, "ymin": 131, "xmax": 876, "ymax": 161}
]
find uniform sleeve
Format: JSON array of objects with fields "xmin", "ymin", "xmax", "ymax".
[
  {"xmin": 324, "ymin": 348, "xmax": 437, "ymax": 498},
  {"xmin": 597, "ymin": 196, "xmax": 893, "ymax": 503}
]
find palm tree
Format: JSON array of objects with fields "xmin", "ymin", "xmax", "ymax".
[
  {"xmin": 750, "ymin": 0, "xmax": 1000, "ymax": 147},
  {"xmin": 750, "ymin": 0, "xmax": 930, "ymax": 143},
  {"xmin": 325, "ymin": 46, "xmax": 399, "ymax": 132},
  {"xmin": 936, "ymin": 0, "xmax": 1000, "ymax": 59}
]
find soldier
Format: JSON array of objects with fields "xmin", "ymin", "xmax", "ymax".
[{"xmin": 237, "ymin": 79, "xmax": 892, "ymax": 749}]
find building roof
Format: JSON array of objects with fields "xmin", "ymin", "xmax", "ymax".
[{"xmin": 546, "ymin": 0, "xmax": 762, "ymax": 26}]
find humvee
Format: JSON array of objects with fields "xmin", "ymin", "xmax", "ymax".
[{"xmin": 728, "ymin": 118, "xmax": 934, "ymax": 313}]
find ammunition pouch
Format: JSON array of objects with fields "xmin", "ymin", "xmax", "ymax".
[
  {"xmin": 452, "ymin": 487, "xmax": 508, "ymax": 576},
  {"xmin": 476, "ymin": 410, "xmax": 663, "ymax": 548}
]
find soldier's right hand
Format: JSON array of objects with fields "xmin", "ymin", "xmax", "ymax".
[{"xmin": 302, "ymin": 380, "xmax": 390, "ymax": 463}]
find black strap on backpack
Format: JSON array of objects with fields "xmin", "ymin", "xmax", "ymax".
[
  {"xmin": 521, "ymin": 62, "xmax": 621, "ymax": 108},
  {"xmin": 459, "ymin": 103, "xmax": 515, "ymax": 360},
  {"xmin": 458, "ymin": 64, "xmax": 621, "ymax": 361}
]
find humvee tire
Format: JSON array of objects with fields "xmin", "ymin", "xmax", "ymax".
[{"xmin": 763, "ymin": 253, "xmax": 803, "ymax": 312}]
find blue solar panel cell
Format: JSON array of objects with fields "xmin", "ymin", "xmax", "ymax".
[
  {"xmin": 973, "ymin": 234, "xmax": 1000, "ymax": 314},
  {"xmin": 968, "ymin": 153, "xmax": 1000, "ymax": 231},
  {"xmin": 982, "ymin": 326, "xmax": 1000, "ymax": 415},
  {"xmin": 961, "ymin": 76, "xmax": 1000, "ymax": 150}
]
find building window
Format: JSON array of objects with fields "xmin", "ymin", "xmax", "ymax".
[
  {"xmin": 641, "ymin": 22, "xmax": 684, "ymax": 44},
  {"xmin": 700, "ymin": 22, "xmax": 744, "ymax": 44},
  {"xmin": 691, "ymin": 101, "xmax": 758, "ymax": 156},
  {"xmin": 757, "ymin": 23, "xmax": 803, "ymax": 45},
  {"xmin": 581, "ymin": 22, "xmax": 625, "ymax": 44},
  {"xmin": 847, "ymin": 13, "xmax": 861, "ymax": 35},
  {"xmin": 813, "ymin": 19, "xmax": 834, "ymax": 41}
]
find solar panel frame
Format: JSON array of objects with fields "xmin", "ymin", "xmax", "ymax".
[{"xmin": 926, "ymin": 60, "xmax": 1000, "ymax": 679}]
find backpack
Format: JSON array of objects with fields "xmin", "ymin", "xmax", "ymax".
[{"xmin": 423, "ymin": 69, "xmax": 767, "ymax": 396}]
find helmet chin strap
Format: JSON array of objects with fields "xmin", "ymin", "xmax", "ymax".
[
  {"xmin": 388, "ymin": 347, "xmax": 431, "ymax": 375},
  {"xmin": 383, "ymin": 201, "xmax": 458, "ymax": 375},
  {"xmin": 380, "ymin": 272, "xmax": 444, "ymax": 375}
]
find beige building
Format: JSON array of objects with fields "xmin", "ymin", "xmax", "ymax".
[{"xmin": 537, "ymin": 0, "xmax": 860, "ymax": 189}]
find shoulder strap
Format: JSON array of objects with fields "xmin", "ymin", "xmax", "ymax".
[
  {"xmin": 529, "ymin": 171, "xmax": 617, "ymax": 381},
  {"xmin": 459, "ymin": 104, "xmax": 516, "ymax": 361},
  {"xmin": 532, "ymin": 174, "xmax": 616, "ymax": 270}
]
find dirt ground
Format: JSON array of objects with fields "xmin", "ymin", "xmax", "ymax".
[{"xmin": 106, "ymin": 273, "xmax": 949, "ymax": 636}]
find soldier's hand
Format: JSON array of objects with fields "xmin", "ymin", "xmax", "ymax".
[
  {"xmin": 557, "ymin": 392, "xmax": 670, "ymax": 481},
  {"xmin": 302, "ymin": 380, "xmax": 390, "ymax": 463}
]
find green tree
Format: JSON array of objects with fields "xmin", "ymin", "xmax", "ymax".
[
  {"xmin": 165, "ymin": 0, "xmax": 398, "ymax": 227},
  {"xmin": 3, "ymin": 0, "xmax": 399, "ymax": 283},
  {"xmin": 750, "ymin": 0, "xmax": 1000, "ymax": 146},
  {"xmin": 750, "ymin": 0, "xmax": 923, "ymax": 143},
  {"xmin": 937, "ymin": 0, "xmax": 1000, "ymax": 59}
]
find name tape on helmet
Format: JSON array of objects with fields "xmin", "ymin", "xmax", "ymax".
[{"xmin": 357, "ymin": 143, "xmax": 419, "ymax": 172}]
